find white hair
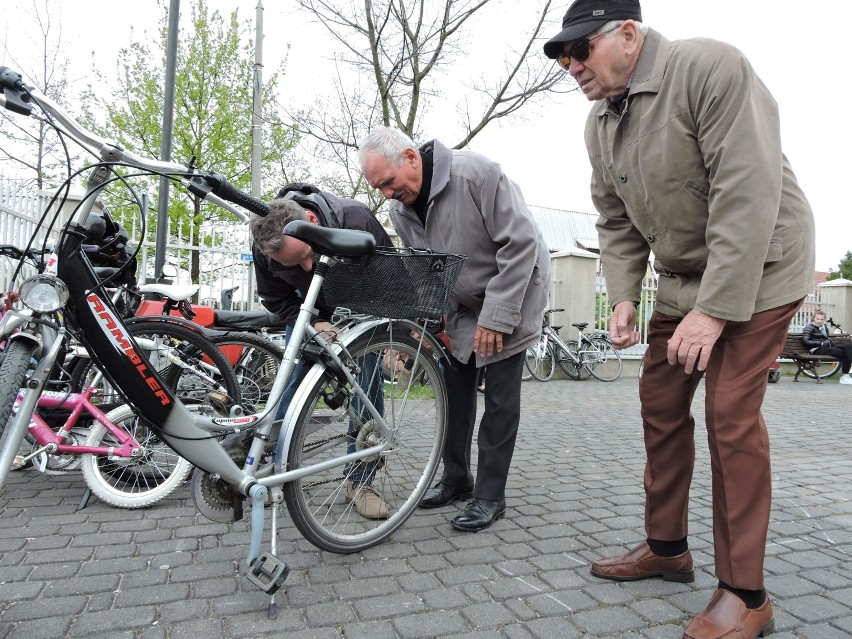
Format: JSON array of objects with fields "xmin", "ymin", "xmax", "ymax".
[
  {"xmin": 591, "ymin": 19, "xmax": 648, "ymax": 39},
  {"xmin": 358, "ymin": 126, "xmax": 418, "ymax": 168}
]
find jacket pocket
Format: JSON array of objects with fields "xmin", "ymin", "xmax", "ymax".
[{"xmin": 765, "ymin": 239, "xmax": 782, "ymax": 263}]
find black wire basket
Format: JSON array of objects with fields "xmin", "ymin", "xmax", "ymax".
[{"xmin": 323, "ymin": 248, "xmax": 466, "ymax": 320}]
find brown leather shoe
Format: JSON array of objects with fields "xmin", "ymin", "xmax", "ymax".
[
  {"xmin": 590, "ymin": 541, "xmax": 694, "ymax": 582},
  {"xmin": 684, "ymin": 589, "xmax": 774, "ymax": 639}
]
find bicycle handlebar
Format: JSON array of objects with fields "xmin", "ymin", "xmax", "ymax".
[{"xmin": 0, "ymin": 66, "xmax": 269, "ymax": 220}]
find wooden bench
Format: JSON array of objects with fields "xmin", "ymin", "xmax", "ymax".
[{"xmin": 779, "ymin": 332, "xmax": 851, "ymax": 383}]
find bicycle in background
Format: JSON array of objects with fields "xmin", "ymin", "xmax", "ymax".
[{"xmin": 523, "ymin": 309, "xmax": 623, "ymax": 382}]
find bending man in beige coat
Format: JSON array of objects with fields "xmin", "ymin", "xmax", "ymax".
[{"xmin": 544, "ymin": 1, "xmax": 815, "ymax": 638}]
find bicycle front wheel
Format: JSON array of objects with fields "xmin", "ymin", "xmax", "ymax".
[
  {"xmin": 525, "ymin": 343, "xmax": 555, "ymax": 381},
  {"xmin": 521, "ymin": 347, "xmax": 534, "ymax": 381},
  {"xmin": 0, "ymin": 341, "xmax": 37, "ymax": 437},
  {"xmin": 584, "ymin": 338, "xmax": 623, "ymax": 382},
  {"xmin": 284, "ymin": 326, "xmax": 447, "ymax": 553},
  {"xmin": 80, "ymin": 404, "xmax": 193, "ymax": 509}
]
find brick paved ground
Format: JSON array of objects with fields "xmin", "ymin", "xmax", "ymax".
[{"xmin": 1, "ymin": 376, "xmax": 850, "ymax": 638}]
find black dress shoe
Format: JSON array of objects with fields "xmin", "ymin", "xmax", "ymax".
[
  {"xmin": 419, "ymin": 482, "xmax": 473, "ymax": 509},
  {"xmin": 450, "ymin": 498, "xmax": 506, "ymax": 532}
]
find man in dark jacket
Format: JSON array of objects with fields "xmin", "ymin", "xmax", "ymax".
[{"xmin": 249, "ymin": 184, "xmax": 393, "ymax": 519}]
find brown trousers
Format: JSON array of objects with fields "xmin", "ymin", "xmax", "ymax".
[{"xmin": 639, "ymin": 300, "xmax": 802, "ymax": 589}]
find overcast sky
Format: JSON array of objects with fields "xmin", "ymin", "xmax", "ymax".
[{"xmin": 2, "ymin": 0, "xmax": 849, "ymax": 270}]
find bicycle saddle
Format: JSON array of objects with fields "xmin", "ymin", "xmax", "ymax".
[
  {"xmin": 283, "ymin": 220, "xmax": 376, "ymax": 258},
  {"xmin": 572, "ymin": 322, "xmax": 589, "ymax": 330}
]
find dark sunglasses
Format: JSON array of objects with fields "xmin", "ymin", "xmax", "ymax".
[{"xmin": 556, "ymin": 26, "xmax": 620, "ymax": 71}]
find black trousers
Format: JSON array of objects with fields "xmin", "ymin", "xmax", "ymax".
[
  {"xmin": 439, "ymin": 350, "xmax": 524, "ymax": 501},
  {"xmin": 813, "ymin": 343, "xmax": 852, "ymax": 373}
]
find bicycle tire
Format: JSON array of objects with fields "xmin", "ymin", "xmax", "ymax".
[
  {"xmin": 69, "ymin": 319, "xmax": 241, "ymax": 414},
  {"xmin": 207, "ymin": 332, "xmax": 284, "ymax": 414},
  {"xmin": 80, "ymin": 404, "xmax": 193, "ymax": 509},
  {"xmin": 521, "ymin": 347, "xmax": 534, "ymax": 381},
  {"xmin": 556, "ymin": 341, "xmax": 590, "ymax": 380},
  {"xmin": 525, "ymin": 342, "xmax": 555, "ymax": 381},
  {"xmin": 584, "ymin": 337, "xmax": 623, "ymax": 382},
  {"xmin": 283, "ymin": 326, "xmax": 447, "ymax": 553},
  {"xmin": 0, "ymin": 341, "xmax": 38, "ymax": 438},
  {"xmin": 800, "ymin": 361, "xmax": 842, "ymax": 380}
]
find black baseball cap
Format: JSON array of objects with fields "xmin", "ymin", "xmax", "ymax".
[{"xmin": 543, "ymin": 0, "xmax": 642, "ymax": 59}]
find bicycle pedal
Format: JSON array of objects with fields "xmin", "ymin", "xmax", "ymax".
[
  {"xmin": 207, "ymin": 391, "xmax": 234, "ymax": 416},
  {"xmin": 246, "ymin": 552, "xmax": 290, "ymax": 594}
]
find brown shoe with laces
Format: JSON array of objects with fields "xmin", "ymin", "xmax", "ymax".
[{"xmin": 591, "ymin": 541, "xmax": 694, "ymax": 582}]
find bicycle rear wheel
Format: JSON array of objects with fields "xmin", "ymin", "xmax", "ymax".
[
  {"xmin": 207, "ymin": 332, "xmax": 283, "ymax": 413},
  {"xmin": 70, "ymin": 320, "xmax": 241, "ymax": 415},
  {"xmin": 80, "ymin": 404, "xmax": 193, "ymax": 509},
  {"xmin": 525, "ymin": 342, "xmax": 555, "ymax": 381},
  {"xmin": 583, "ymin": 337, "xmax": 623, "ymax": 382},
  {"xmin": 556, "ymin": 341, "xmax": 590, "ymax": 380},
  {"xmin": 283, "ymin": 325, "xmax": 447, "ymax": 553}
]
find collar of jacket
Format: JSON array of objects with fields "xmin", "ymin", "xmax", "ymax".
[
  {"xmin": 590, "ymin": 28, "xmax": 671, "ymax": 119},
  {"xmin": 393, "ymin": 138, "xmax": 452, "ymax": 221}
]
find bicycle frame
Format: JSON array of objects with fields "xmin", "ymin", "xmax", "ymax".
[{"xmin": 16, "ymin": 384, "xmax": 143, "ymax": 462}]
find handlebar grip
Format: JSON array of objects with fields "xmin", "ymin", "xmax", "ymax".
[
  {"xmin": 0, "ymin": 67, "xmax": 34, "ymax": 116},
  {"xmin": 207, "ymin": 173, "xmax": 269, "ymax": 217}
]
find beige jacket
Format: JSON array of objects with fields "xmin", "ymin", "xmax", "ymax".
[{"xmin": 586, "ymin": 29, "xmax": 815, "ymax": 321}]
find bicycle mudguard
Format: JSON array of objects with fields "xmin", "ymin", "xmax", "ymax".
[{"xmin": 272, "ymin": 318, "xmax": 447, "ymax": 472}]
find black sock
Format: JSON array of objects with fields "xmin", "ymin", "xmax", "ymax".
[
  {"xmin": 718, "ymin": 581, "xmax": 767, "ymax": 609},
  {"xmin": 646, "ymin": 537, "xmax": 688, "ymax": 557}
]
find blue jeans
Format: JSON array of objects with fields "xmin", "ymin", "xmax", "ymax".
[{"xmin": 274, "ymin": 326, "xmax": 383, "ymax": 484}]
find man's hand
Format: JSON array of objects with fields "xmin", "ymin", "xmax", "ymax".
[
  {"xmin": 667, "ymin": 309, "xmax": 726, "ymax": 374},
  {"xmin": 609, "ymin": 301, "xmax": 641, "ymax": 350},
  {"xmin": 313, "ymin": 321, "xmax": 341, "ymax": 340},
  {"xmin": 474, "ymin": 326, "xmax": 504, "ymax": 357}
]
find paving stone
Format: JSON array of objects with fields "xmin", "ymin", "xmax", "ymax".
[{"xmin": 0, "ymin": 379, "xmax": 849, "ymax": 637}]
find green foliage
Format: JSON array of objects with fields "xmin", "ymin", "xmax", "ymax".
[
  {"xmin": 827, "ymin": 251, "xmax": 852, "ymax": 281},
  {"xmin": 80, "ymin": 0, "xmax": 298, "ymax": 280}
]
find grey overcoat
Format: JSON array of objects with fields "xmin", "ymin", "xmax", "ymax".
[{"xmin": 389, "ymin": 140, "xmax": 551, "ymax": 365}]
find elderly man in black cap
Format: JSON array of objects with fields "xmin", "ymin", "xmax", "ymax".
[{"xmin": 544, "ymin": 2, "xmax": 815, "ymax": 638}]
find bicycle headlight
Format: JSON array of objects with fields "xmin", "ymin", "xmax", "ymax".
[{"xmin": 19, "ymin": 274, "xmax": 69, "ymax": 312}]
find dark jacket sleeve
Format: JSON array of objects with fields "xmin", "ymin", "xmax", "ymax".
[
  {"xmin": 802, "ymin": 323, "xmax": 831, "ymax": 348},
  {"xmin": 252, "ymin": 243, "xmax": 302, "ymax": 327},
  {"xmin": 333, "ymin": 198, "xmax": 394, "ymax": 249}
]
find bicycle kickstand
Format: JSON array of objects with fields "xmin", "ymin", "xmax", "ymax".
[{"xmin": 244, "ymin": 484, "xmax": 289, "ymax": 614}]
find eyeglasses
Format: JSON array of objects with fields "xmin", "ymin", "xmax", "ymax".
[{"xmin": 556, "ymin": 26, "xmax": 620, "ymax": 71}]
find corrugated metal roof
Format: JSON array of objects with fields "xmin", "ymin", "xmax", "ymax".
[{"xmin": 527, "ymin": 205, "xmax": 598, "ymax": 253}]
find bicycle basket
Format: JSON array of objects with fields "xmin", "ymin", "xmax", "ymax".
[{"xmin": 323, "ymin": 247, "xmax": 466, "ymax": 320}]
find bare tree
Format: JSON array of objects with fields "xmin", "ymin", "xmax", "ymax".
[
  {"xmin": 289, "ymin": 0, "xmax": 563, "ymax": 201},
  {"xmin": 0, "ymin": 0, "xmax": 75, "ymax": 190}
]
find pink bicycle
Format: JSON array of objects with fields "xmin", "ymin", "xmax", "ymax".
[{"xmin": 11, "ymin": 368, "xmax": 192, "ymax": 508}]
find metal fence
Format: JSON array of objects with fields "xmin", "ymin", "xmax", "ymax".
[{"xmin": 0, "ymin": 176, "xmax": 257, "ymax": 309}]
